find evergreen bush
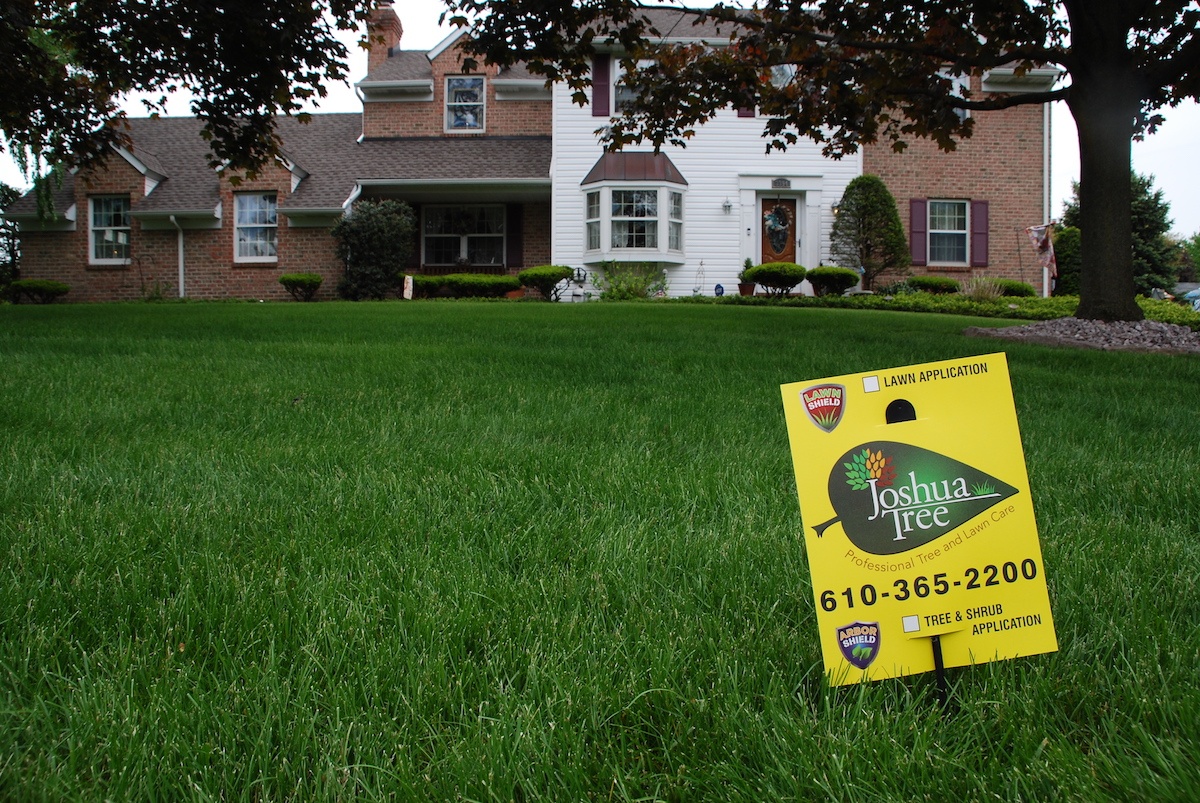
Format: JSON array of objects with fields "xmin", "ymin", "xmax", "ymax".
[
  {"xmin": 1053, "ymin": 226, "xmax": 1082, "ymax": 297},
  {"xmin": 278, "ymin": 273, "xmax": 323, "ymax": 302},
  {"xmin": 10, "ymin": 279, "xmax": 69, "ymax": 304},
  {"xmin": 518, "ymin": 265, "xmax": 573, "ymax": 301},
  {"xmin": 743, "ymin": 262, "xmax": 806, "ymax": 298},
  {"xmin": 993, "ymin": 278, "xmax": 1037, "ymax": 297},
  {"xmin": 907, "ymin": 275, "xmax": 961, "ymax": 295},
  {"xmin": 421, "ymin": 273, "xmax": 521, "ymax": 298},
  {"xmin": 806, "ymin": 266, "xmax": 860, "ymax": 297},
  {"xmin": 332, "ymin": 200, "xmax": 416, "ymax": 300},
  {"xmin": 829, "ymin": 174, "xmax": 911, "ymax": 291}
]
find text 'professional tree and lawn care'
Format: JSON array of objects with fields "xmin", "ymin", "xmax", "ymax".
[{"xmin": 781, "ymin": 354, "xmax": 1057, "ymax": 684}]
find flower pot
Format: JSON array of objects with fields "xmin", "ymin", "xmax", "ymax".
[{"xmin": 738, "ymin": 282, "xmax": 756, "ymax": 296}]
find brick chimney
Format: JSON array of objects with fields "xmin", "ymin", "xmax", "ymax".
[{"xmin": 367, "ymin": 3, "xmax": 403, "ymax": 73}]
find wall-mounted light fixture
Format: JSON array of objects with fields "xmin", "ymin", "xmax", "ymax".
[{"xmin": 722, "ymin": 198, "xmax": 733, "ymax": 215}]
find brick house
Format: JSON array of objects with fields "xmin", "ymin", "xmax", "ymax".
[{"xmin": 3, "ymin": 4, "xmax": 1056, "ymax": 301}]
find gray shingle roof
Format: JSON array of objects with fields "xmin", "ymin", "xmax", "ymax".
[
  {"xmin": 361, "ymin": 51, "xmax": 434, "ymax": 83},
  {"xmin": 634, "ymin": 8, "xmax": 738, "ymax": 41},
  {"xmin": 4, "ymin": 114, "xmax": 552, "ymax": 218}
]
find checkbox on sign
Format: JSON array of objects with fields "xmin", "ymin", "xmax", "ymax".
[
  {"xmin": 902, "ymin": 615, "xmax": 921, "ymax": 633},
  {"xmin": 862, "ymin": 375, "xmax": 880, "ymax": 393}
]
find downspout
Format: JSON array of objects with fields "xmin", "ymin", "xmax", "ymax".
[
  {"xmin": 1043, "ymin": 102, "xmax": 1053, "ymax": 298},
  {"xmin": 169, "ymin": 215, "xmax": 185, "ymax": 298}
]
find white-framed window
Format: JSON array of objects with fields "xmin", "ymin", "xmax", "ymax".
[
  {"xmin": 613, "ymin": 59, "xmax": 655, "ymax": 113},
  {"xmin": 89, "ymin": 196, "xmax": 131, "ymax": 264},
  {"xmin": 585, "ymin": 191, "xmax": 601, "ymax": 251},
  {"xmin": 446, "ymin": 76, "xmax": 486, "ymax": 131},
  {"xmin": 423, "ymin": 205, "xmax": 505, "ymax": 266},
  {"xmin": 234, "ymin": 192, "xmax": 278, "ymax": 262},
  {"xmin": 668, "ymin": 191, "xmax": 683, "ymax": 251},
  {"xmin": 940, "ymin": 70, "xmax": 971, "ymax": 121},
  {"xmin": 611, "ymin": 189, "xmax": 658, "ymax": 249},
  {"xmin": 582, "ymin": 186, "xmax": 685, "ymax": 258},
  {"xmin": 928, "ymin": 200, "xmax": 968, "ymax": 264}
]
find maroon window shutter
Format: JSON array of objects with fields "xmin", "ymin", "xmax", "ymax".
[
  {"xmin": 909, "ymin": 199, "xmax": 928, "ymax": 266},
  {"xmin": 737, "ymin": 106, "xmax": 755, "ymax": 118},
  {"xmin": 592, "ymin": 55, "xmax": 611, "ymax": 117},
  {"xmin": 970, "ymin": 200, "xmax": 989, "ymax": 267},
  {"xmin": 506, "ymin": 204, "xmax": 524, "ymax": 269}
]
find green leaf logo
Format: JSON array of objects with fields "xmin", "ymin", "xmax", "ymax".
[{"xmin": 813, "ymin": 441, "xmax": 1019, "ymax": 555}]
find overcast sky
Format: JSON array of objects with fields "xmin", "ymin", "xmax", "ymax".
[{"xmin": 4, "ymin": 0, "xmax": 1197, "ymax": 236}]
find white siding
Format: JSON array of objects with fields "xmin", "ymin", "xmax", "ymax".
[{"xmin": 551, "ymin": 79, "xmax": 862, "ymax": 297}]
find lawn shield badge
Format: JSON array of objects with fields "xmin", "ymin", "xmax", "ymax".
[
  {"xmin": 838, "ymin": 622, "xmax": 880, "ymax": 670},
  {"xmin": 800, "ymin": 383, "xmax": 846, "ymax": 432},
  {"xmin": 813, "ymin": 441, "xmax": 1018, "ymax": 555}
]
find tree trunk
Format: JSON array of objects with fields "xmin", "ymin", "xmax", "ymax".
[{"xmin": 1064, "ymin": 1, "xmax": 1144, "ymax": 321}]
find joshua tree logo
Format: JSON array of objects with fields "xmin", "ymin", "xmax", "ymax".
[{"xmin": 812, "ymin": 441, "xmax": 1019, "ymax": 555}]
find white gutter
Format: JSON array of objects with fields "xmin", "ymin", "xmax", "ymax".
[{"xmin": 169, "ymin": 215, "xmax": 185, "ymax": 298}]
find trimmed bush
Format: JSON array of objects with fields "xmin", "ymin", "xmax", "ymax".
[
  {"xmin": 743, "ymin": 262, "xmax": 806, "ymax": 298},
  {"xmin": 417, "ymin": 273, "xmax": 521, "ymax": 299},
  {"xmin": 907, "ymin": 275, "xmax": 961, "ymax": 295},
  {"xmin": 518, "ymin": 265, "xmax": 573, "ymax": 301},
  {"xmin": 993, "ymin": 278, "xmax": 1037, "ymax": 297},
  {"xmin": 10, "ymin": 279, "xmax": 69, "ymax": 304},
  {"xmin": 806, "ymin": 266, "xmax": 860, "ymax": 297},
  {"xmin": 278, "ymin": 272, "xmax": 323, "ymax": 302}
]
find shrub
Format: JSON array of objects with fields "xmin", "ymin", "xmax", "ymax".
[
  {"xmin": 278, "ymin": 272, "xmax": 323, "ymax": 302},
  {"xmin": 806, "ymin": 266, "xmax": 860, "ymax": 297},
  {"xmin": 332, "ymin": 200, "xmax": 416, "ymax": 300},
  {"xmin": 518, "ymin": 265, "xmax": 573, "ymax": 301},
  {"xmin": 908, "ymin": 275, "xmax": 960, "ymax": 295},
  {"xmin": 424, "ymin": 273, "xmax": 521, "ymax": 299},
  {"xmin": 993, "ymin": 278, "xmax": 1037, "ymax": 297},
  {"xmin": 960, "ymin": 277, "xmax": 1003, "ymax": 302},
  {"xmin": 10, "ymin": 279, "xmax": 69, "ymax": 304},
  {"xmin": 594, "ymin": 262, "xmax": 668, "ymax": 300},
  {"xmin": 409, "ymin": 274, "xmax": 443, "ymax": 298},
  {"xmin": 1052, "ymin": 226, "xmax": 1082, "ymax": 297},
  {"xmin": 743, "ymin": 262, "xmax": 806, "ymax": 298},
  {"xmin": 829, "ymin": 174, "xmax": 911, "ymax": 290}
]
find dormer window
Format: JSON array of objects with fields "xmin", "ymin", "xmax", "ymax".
[{"xmin": 446, "ymin": 76, "xmax": 485, "ymax": 132}]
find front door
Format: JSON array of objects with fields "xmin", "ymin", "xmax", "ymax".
[{"xmin": 761, "ymin": 198, "xmax": 797, "ymax": 264}]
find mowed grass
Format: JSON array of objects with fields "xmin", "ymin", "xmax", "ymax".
[{"xmin": 1, "ymin": 301, "xmax": 1198, "ymax": 801}]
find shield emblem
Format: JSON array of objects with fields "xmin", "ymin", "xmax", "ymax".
[
  {"xmin": 800, "ymin": 383, "xmax": 846, "ymax": 432},
  {"xmin": 837, "ymin": 621, "xmax": 881, "ymax": 670}
]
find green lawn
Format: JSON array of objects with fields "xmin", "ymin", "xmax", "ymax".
[{"xmin": 1, "ymin": 301, "xmax": 1198, "ymax": 801}]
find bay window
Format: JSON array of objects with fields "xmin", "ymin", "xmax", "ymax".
[{"xmin": 582, "ymin": 186, "xmax": 685, "ymax": 260}]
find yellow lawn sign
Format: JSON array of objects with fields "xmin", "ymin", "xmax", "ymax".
[{"xmin": 781, "ymin": 353, "xmax": 1057, "ymax": 685}]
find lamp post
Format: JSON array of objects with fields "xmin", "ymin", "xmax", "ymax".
[{"xmin": 572, "ymin": 266, "xmax": 588, "ymax": 301}]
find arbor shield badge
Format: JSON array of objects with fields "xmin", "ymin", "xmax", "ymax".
[{"xmin": 781, "ymin": 354, "xmax": 1057, "ymax": 685}]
